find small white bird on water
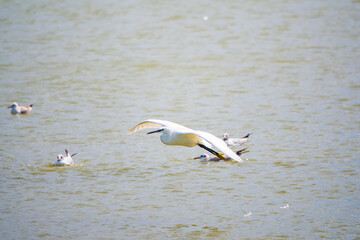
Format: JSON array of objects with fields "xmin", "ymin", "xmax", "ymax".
[
  {"xmin": 55, "ymin": 149, "xmax": 77, "ymax": 166},
  {"xmin": 194, "ymin": 148, "xmax": 248, "ymax": 162},
  {"xmin": 223, "ymin": 133, "xmax": 252, "ymax": 146},
  {"xmin": 129, "ymin": 119, "xmax": 243, "ymax": 162},
  {"xmin": 8, "ymin": 102, "xmax": 33, "ymax": 114},
  {"xmin": 280, "ymin": 204, "xmax": 290, "ymax": 209}
]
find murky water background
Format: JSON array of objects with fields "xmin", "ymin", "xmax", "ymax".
[{"xmin": 1, "ymin": 0, "xmax": 359, "ymax": 239}]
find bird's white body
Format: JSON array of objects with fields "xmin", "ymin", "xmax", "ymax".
[
  {"xmin": 8, "ymin": 102, "xmax": 33, "ymax": 114},
  {"xmin": 55, "ymin": 149, "xmax": 76, "ymax": 166},
  {"xmin": 223, "ymin": 133, "xmax": 251, "ymax": 146},
  {"xmin": 129, "ymin": 119, "xmax": 242, "ymax": 162},
  {"xmin": 159, "ymin": 125, "xmax": 207, "ymax": 147}
]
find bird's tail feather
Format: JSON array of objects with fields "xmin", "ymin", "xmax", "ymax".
[
  {"xmin": 236, "ymin": 148, "xmax": 249, "ymax": 156},
  {"xmin": 243, "ymin": 133, "xmax": 252, "ymax": 138}
]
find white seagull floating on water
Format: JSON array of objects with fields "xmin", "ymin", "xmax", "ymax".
[
  {"xmin": 280, "ymin": 204, "xmax": 290, "ymax": 209},
  {"xmin": 55, "ymin": 149, "xmax": 77, "ymax": 166},
  {"xmin": 8, "ymin": 102, "xmax": 33, "ymax": 114},
  {"xmin": 194, "ymin": 148, "xmax": 248, "ymax": 162},
  {"xmin": 223, "ymin": 133, "xmax": 252, "ymax": 146},
  {"xmin": 129, "ymin": 119, "xmax": 243, "ymax": 162}
]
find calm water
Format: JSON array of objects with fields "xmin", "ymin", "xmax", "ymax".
[{"xmin": 1, "ymin": 0, "xmax": 359, "ymax": 239}]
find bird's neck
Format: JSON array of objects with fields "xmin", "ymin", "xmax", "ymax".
[
  {"xmin": 12, "ymin": 107, "xmax": 20, "ymax": 113},
  {"xmin": 160, "ymin": 131, "xmax": 170, "ymax": 144}
]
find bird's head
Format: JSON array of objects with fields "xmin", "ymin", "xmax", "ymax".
[
  {"xmin": 194, "ymin": 154, "xmax": 209, "ymax": 161},
  {"xmin": 8, "ymin": 102, "xmax": 18, "ymax": 109},
  {"xmin": 57, "ymin": 154, "xmax": 64, "ymax": 161},
  {"xmin": 223, "ymin": 133, "xmax": 229, "ymax": 140}
]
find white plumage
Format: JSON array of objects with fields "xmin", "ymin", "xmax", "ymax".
[
  {"xmin": 8, "ymin": 102, "xmax": 33, "ymax": 114},
  {"xmin": 55, "ymin": 149, "xmax": 77, "ymax": 166},
  {"xmin": 129, "ymin": 119, "xmax": 243, "ymax": 162},
  {"xmin": 223, "ymin": 133, "xmax": 252, "ymax": 146}
]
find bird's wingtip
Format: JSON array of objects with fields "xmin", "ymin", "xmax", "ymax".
[
  {"xmin": 128, "ymin": 123, "xmax": 139, "ymax": 135},
  {"xmin": 246, "ymin": 133, "xmax": 253, "ymax": 138},
  {"xmin": 128, "ymin": 126, "xmax": 138, "ymax": 135},
  {"xmin": 230, "ymin": 152, "xmax": 244, "ymax": 163}
]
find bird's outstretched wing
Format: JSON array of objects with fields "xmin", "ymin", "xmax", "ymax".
[
  {"xmin": 128, "ymin": 119, "xmax": 190, "ymax": 134},
  {"xmin": 128, "ymin": 119, "xmax": 242, "ymax": 162},
  {"xmin": 193, "ymin": 130, "xmax": 243, "ymax": 162}
]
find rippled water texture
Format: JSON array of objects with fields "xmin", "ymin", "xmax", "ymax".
[{"xmin": 1, "ymin": 0, "xmax": 359, "ymax": 239}]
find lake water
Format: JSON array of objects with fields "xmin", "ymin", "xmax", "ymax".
[{"xmin": 0, "ymin": 0, "xmax": 359, "ymax": 239}]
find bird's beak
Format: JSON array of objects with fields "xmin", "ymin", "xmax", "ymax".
[
  {"xmin": 7, "ymin": 106, "xmax": 11, "ymax": 108},
  {"xmin": 194, "ymin": 157, "xmax": 200, "ymax": 159},
  {"xmin": 147, "ymin": 129, "xmax": 164, "ymax": 135}
]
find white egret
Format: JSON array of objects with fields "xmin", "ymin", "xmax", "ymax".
[
  {"xmin": 55, "ymin": 149, "xmax": 77, "ymax": 166},
  {"xmin": 8, "ymin": 102, "xmax": 33, "ymax": 114},
  {"xmin": 194, "ymin": 148, "xmax": 248, "ymax": 162},
  {"xmin": 128, "ymin": 119, "xmax": 243, "ymax": 162},
  {"xmin": 223, "ymin": 133, "xmax": 252, "ymax": 146}
]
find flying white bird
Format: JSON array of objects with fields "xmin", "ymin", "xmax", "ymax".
[
  {"xmin": 194, "ymin": 148, "xmax": 248, "ymax": 162},
  {"xmin": 8, "ymin": 102, "xmax": 33, "ymax": 114},
  {"xmin": 223, "ymin": 133, "xmax": 252, "ymax": 146},
  {"xmin": 129, "ymin": 119, "xmax": 243, "ymax": 162},
  {"xmin": 55, "ymin": 149, "xmax": 77, "ymax": 166}
]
